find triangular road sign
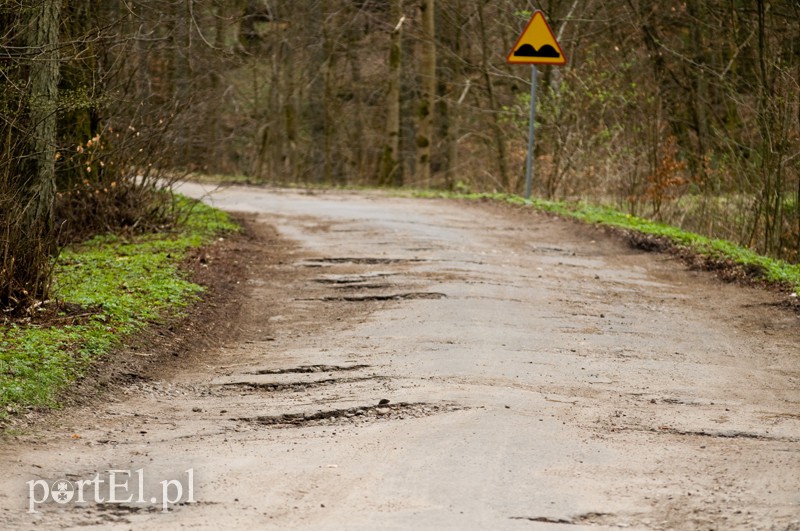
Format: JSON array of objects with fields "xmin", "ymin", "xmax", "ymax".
[{"xmin": 506, "ymin": 11, "xmax": 567, "ymax": 65}]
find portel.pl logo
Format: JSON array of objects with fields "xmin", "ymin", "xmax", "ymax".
[{"xmin": 27, "ymin": 468, "xmax": 194, "ymax": 513}]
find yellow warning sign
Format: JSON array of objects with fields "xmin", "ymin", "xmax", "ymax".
[{"xmin": 506, "ymin": 11, "xmax": 567, "ymax": 66}]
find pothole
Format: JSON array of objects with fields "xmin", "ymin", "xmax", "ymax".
[
  {"xmin": 234, "ymin": 402, "xmax": 460, "ymax": 427},
  {"xmin": 332, "ymin": 283, "xmax": 393, "ymax": 290},
  {"xmin": 92, "ymin": 503, "xmax": 161, "ymax": 515},
  {"xmin": 311, "ymin": 292, "xmax": 447, "ymax": 302},
  {"xmin": 606, "ymin": 422, "xmax": 799, "ymax": 442},
  {"xmin": 648, "ymin": 397, "xmax": 703, "ymax": 406},
  {"xmin": 510, "ymin": 516, "xmax": 573, "ymax": 525},
  {"xmin": 304, "ymin": 257, "xmax": 427, "ymax": 265},
  {"xmin": 250, "ymin": 364, "xmax": 371, "ymax": 375},
  {"xmin": 314, "ymin": 273, "xmax": 393, "ymax": 284},
  {"xmin": 510, "ymin": 512, "xmax": 613, "ymax": 526},
  {"xmin": 646, "ymin": 426, "xmax": 799, "ymax": 442},
  {"xmin": 530, "ymin": 246, "xmax": 577, "ymax": 256},
  {"xmin": 220, "ymin": 376, "xmax": 382, "ymax": 392}
]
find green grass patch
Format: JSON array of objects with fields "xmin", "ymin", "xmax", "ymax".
[
  {"xmin": 412, "ymin": 190, "xmax": 800, "ymax": 293},
  {"xmin": 0, "ymin": 197, "xmax": 238, "ymax": 416}
]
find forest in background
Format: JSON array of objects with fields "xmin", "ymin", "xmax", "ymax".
[{"xmin": 1, "ymin": 0, "xmax": 799, "ymax": 311}]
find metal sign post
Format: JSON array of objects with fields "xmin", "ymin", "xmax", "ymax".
[
  {"xmin": 524, "ymin": 66, "xmax": 538, "ymax": 199},
  {"xmin": 506, "ymin": 11, "xmax": 567, "ymax": 200}
]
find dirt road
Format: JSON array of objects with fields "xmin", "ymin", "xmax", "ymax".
[{"xmin": 1, "ymin": 186, "xmax": 799, "ymax": 530}]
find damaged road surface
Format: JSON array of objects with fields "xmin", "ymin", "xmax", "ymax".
[{"xmin": 1, "ymin": 186, "xmax": 799, "ymax": 530}]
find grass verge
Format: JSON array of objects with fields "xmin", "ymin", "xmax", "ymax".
[
  {"xmin": 0, "ymin": 197, "xmax": 238, "ymax": 418},
  {"xmin": 412, "ymin": 190, "xmax": 800, "ymax": 294}
]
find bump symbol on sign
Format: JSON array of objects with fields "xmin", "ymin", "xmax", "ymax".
[{"xmin": 506, "ymin": 11, "xmax": 567, "ymax": 65}]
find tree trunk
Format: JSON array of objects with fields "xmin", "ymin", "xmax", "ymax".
[
  {"xmin": 344, "ymin": 9, "xmax": 367, "ymax": 183},
  {"xmin": 25, "ymin": 0, "xmax": 61, "ymax": 232},
  {"xmin": 323, "ymin": 14, "xmax": 336, "ymax": 185},
  {"xmin": 379, "ymin": 0, "xmax": 404, "ymax": 186},
  {"xmin": 436, "ymin": 0, "xmax": 462, "ymax": 189},
  {"xmin": 416, "ymin": 0, "xmax": 435, "ymax": 187},
  {"xmin": 306, "ymin": 1, "xmax": 327, "ymax": 184},
  {"xmin": 477, "ymin": 2, "xmax": 509, "ymax": 191}
]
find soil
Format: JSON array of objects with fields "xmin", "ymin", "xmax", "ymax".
[{"xmin": 1, "ymin": 186, "xmax": 798, "ymax": 530}]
